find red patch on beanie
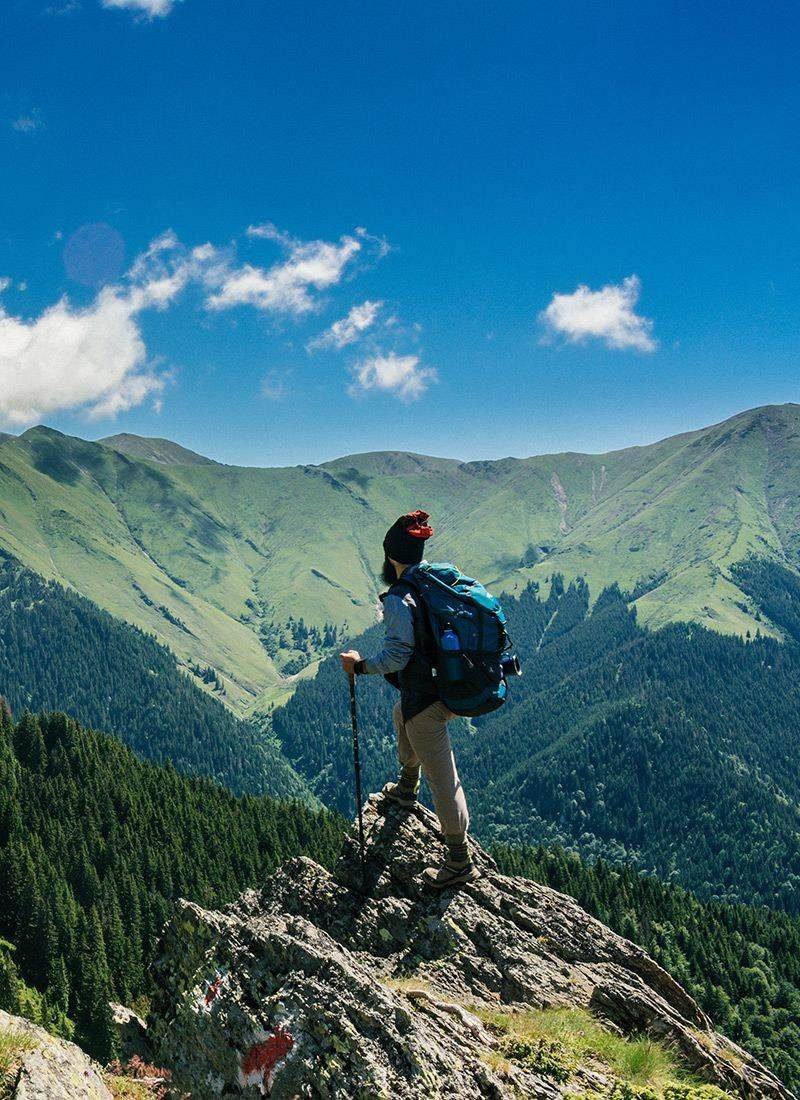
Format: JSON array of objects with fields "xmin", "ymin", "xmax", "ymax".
[{"xmin": 402, "ymin": 510, "xmax": 434, "ymax": 539}]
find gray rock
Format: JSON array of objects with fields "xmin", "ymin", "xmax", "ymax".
[
  {"xmin": 110, "ymin": 1001, "xmax": 150, "ymax": 1060},
  {"xmin": 149, "ymin": 795, "xmax": 794, "ymax": 1099},
  {"xmin": 0, "ymin": 1009, "xmax": 112, "ymax": 1099}
]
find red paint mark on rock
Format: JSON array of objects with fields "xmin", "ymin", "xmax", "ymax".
[
  {"xmin": 241, "ymin": 1028, "xmax": 294, "ymax": 1088},
  {"xmin": 204, "ymin": 975, "xmax": 224, "ymax": 1006}
]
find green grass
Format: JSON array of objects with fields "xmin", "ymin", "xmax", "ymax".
[
  {"xmin": 474, "ymin": 1006, "xmax": 729, "ymax": 1098},
  {"xmin": 384, "ymin": 981, "xmax": 730, "ymax": 1099},
  {"xmin": 0, "ymin": 1026, "xmax": 36, "ymax": 1099},
  {"xmin": 2, "ymin": 404, "xmax": 800, "ymax": 713}
]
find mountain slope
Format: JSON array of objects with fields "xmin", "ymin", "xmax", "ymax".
[
  {"xmin": 1, "ymin": 404, "xmax": 800, "ymax": 710},
  {"xmin": 98, "ymin": 433, "xmax": 218, "ymax": 467},
  {"xmin": 0, "ymin": 558, "xmax": 310, "ymax": 799}
]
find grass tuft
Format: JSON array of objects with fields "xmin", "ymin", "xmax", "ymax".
[
  {"xmin": 0, "ymin": 1027, "xmax": 36, "ymax": 1099},
  {"xmin": 472, "ymin": 1006, "xmax": 731, "ymax": 1098}
]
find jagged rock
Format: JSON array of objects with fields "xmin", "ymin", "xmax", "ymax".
[
  {"xmin": 0, "ymin": 1009, "xmax": 112, "ymax": 1099},
  {"xmin": 149, "ymin": 796, "xmax": 794, "ymax": 1099},
  {"xmin": 110, "ymin": 1002, "xmax": 150, "ymax": 1060}
]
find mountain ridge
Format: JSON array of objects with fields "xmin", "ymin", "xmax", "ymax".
[
  {"xmin": 1, "ymin": 402, "xmax": 799, "ymax": 709},
  {"xmin": 98, "ymin": 432, "xmax": 219, "ymax": 467},
  {"xmin": 90, "ymin": 401, "xmax": 800, "ymax": 470}
]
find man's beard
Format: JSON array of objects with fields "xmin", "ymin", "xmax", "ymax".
[{"xmin": 381, "ymin": 557, "xmax": 397, "ymax": 586}]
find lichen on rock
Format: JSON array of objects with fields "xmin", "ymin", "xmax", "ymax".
[{"xmin": 0, "ymin": 1008, "xmax": 113, "ymax": 1100}]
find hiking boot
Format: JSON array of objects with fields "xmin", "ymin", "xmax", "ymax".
[
  {"xmin": 382, "ymin": 777, "xmax": 419, "ymax": 809},
  {"xmin": 422, "ymin": 860, "xmax": 481, "ymax": 889}
]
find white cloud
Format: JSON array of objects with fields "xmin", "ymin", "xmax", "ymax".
[
  {"xmin": 0, "ymin": 278, "xmax": 11, "ymax": 293},
  {"xmin": 308, "ymin": 300, "xmax": 382, "ymax": 351},
  {"xmin": 539, "ymin": 274, "xmax": 656, "ymax": 352},
  {"xmin": 350, "ymin": 352, "xmax": 436, "ymax": 402},
  {"xmin": 207, "ymin": 232, "xmax": 361, "ymax": 315},
  {"xmin": 0, "ymin": 288, "xmax": 163, "ymax": 425},
  {"xmin": 101, "ymin": 0, "xmax": 180, "ymax": 16},
  {"xmin": 0, "ymin": 220, "xmax": 390, "ymax": 425},
  {"xmin": 12, "ymin": 110, "xmax": 44, "ymax": 134},
  {"xmin": 246, "ymin": 223, "xmax": 292, "ymax": 244},
  {"xmin": 0, "ymin": 233, "xmax": 200, "ymax": 426}
]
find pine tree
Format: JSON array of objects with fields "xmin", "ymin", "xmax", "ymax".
[{"xmin": 75, "ymin": 908, "xmax": 117, "ymax": 1062}]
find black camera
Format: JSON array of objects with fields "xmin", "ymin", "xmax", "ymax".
[{"xmin": 501, "ymin": 654, "xmax": 522, "ymax": 678}]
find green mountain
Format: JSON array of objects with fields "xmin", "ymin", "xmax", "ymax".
[
  {"xmin": 98, "ymin": 432, "xmax": 218, "ymax": 467},
  {"xmin": 271, "ymin": 560, "xmax": 800, "ymax": 913},
  {"xmin": 0, "ymin": 402, "xmax": 799, "ymax": 710}
]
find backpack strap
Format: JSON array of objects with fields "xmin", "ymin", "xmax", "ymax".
[{"xmin": 388, "ymin": 573, "xmax": 436, "ymax": 668}]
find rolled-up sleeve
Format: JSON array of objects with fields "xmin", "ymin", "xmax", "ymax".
[{"xmin": 362, "ymin": 594, "xmax": 415, "ymax": 675}]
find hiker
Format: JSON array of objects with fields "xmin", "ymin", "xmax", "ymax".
[{"xmin": 339, "ymin": 510, "xmax": 480, "ymax": 889}]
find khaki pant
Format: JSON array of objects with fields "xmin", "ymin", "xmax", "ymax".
[{"xmin": 392, "ymin": 700, "xmax": 469, "ymax": 839}]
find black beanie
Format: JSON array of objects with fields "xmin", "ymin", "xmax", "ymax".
[{"xmin": 383, "ymin": 510, "xmax": 434, "ymax": 565}]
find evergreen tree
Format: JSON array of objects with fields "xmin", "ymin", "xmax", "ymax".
[{"xmin": 75, "ymin": 907, "xmax": 117, "ymax": 1062}]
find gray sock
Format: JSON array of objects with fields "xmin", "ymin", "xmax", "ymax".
[
  {"xmin": 445, "ymin": 833, "xmax": 470, "ymax": 867},
  {"xmin": 398, "ymin": 767, "xmax": 420, "ymax": 796}
]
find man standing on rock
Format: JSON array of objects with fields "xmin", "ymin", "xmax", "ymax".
[{"xmin": 340, "ymin": 511, "xmax": 479, "ymax": 889}]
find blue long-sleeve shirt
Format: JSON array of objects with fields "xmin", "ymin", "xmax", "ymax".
[{"xmin": 362, "ymin": 590, "xmax": 416, "ymax": 675}]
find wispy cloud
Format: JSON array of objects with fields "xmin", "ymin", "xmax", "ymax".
[
  {"xmin": 350, "ymin": 352, "xmax": 436, "ymax": 402},
  {"xmin": 101, "ymin": 0, "xmax": 181, "ymax": 18},
  {"xmin": 45, "ymin": 1, "xmax": 82, "ymax": 14},
  {"xmin": 539, "ymin": 274, "xmax": 656, "ymax": 352},
  {"xmin": 308, "ymin": 300, "xmax": 382, "ymax": 351},
  {"xmin": 207, "ymin": 230, "xmax": 362, "ymax": 316},
  {"xmin": 11, "ymin": 109, "xmax": 45, "ymax": 134},
  {"xmin": 246, "ymin": 223, "xmax": 292, "ymax": 244},
  {"xmin": 0, "ymin": 220, "xmax": 397, "ymax": 425}
]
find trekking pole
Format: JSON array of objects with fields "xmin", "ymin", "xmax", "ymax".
[{"xmin": 348, "ymin": 673, "xmax": 367, "ymax": 879}]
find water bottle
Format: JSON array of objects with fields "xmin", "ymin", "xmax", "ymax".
[{"xmin": 439, "ymin": 624, "xmax": 464, "ymax": 683}]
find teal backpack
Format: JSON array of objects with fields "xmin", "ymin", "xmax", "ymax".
[{"xmin": 403, "ymin": 562, "xmax": 519, "ymax": 717}]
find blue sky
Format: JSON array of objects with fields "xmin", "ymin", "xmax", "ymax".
[{"xmin": 1, "ymin": 0, "xmax": 799, "ymax": 466}]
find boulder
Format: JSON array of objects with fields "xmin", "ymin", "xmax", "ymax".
[
  {"xmin": 0, "ymin": 1009, "xmax": 112, "ymax": 1100},
  {"xmin": 110, "ymin": 1002, "xmax": 150, "ymax": 1060}
]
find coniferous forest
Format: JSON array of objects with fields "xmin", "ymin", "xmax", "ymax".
[
  {"xmin": 0, "ymin": 705, "xmax": 343, "ymax": 1062},
  {"xmin": 0, "ymin": 558, "xmax": 308, "ymax": 799}
]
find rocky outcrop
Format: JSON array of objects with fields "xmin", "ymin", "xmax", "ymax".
[
  {"xmin": 110, "ymin": 1002, "xmax": 150, "ymax": 1061},
  {"xmin": 149, "ymin": 795, "xmax": 793, "ymax": 1099},
  {"xmin": 0, "ymin": 1009, "xmax": 112, "ymax": 1099}
]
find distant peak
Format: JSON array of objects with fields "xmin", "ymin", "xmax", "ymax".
[
  {"xmin": 98, "ymin": 433, "xmax": 218, "ymax": 467},
  {"xmin": 19, "ymin": 424, "xmax": 67, "ymax": 440}
]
